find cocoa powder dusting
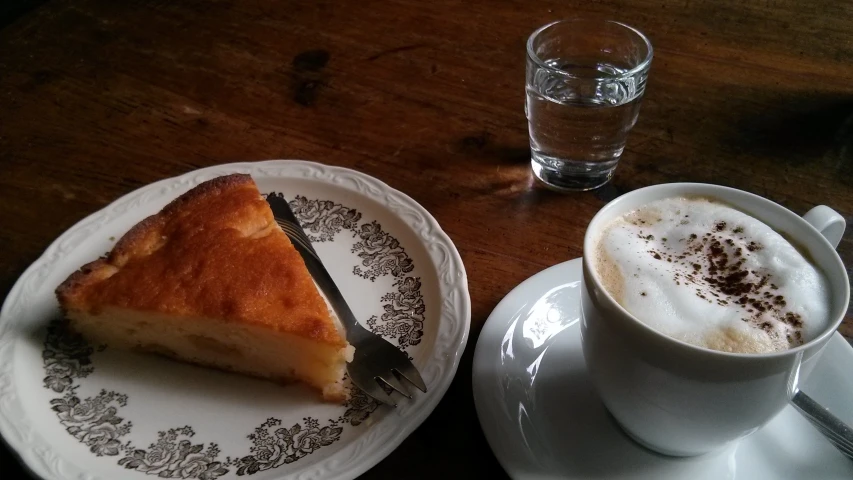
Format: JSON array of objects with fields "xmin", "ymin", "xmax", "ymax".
[{"xmin": 642, "ymin": 217, "xmax": 805, "ymax": 348}]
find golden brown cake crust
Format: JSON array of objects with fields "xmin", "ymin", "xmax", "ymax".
[{"xmin": 56, "ymin": 173, "xmax": 346, "ymax": 348}]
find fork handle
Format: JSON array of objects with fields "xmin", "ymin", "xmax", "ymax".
[
  {"xmin": 269, "ymin": 199, "xmax": 366, "ymax": 342},
  {"xmin": 790, "ymin": 390, "xmax": 853, "ymax": 460}
]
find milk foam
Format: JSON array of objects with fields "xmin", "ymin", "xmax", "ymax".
[{"xmin": 595, "ymin": 197, "xmax": 831, "ymax": 354}]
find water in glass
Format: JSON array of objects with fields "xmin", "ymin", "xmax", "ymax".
[{"xmin": 526, "ymin": 57, "xmax": 644, "ymax": 191}]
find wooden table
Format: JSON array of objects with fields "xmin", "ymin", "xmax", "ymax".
[{"xmin": 2, "ymin": 0, "xmax": 851, "ymax": 478}]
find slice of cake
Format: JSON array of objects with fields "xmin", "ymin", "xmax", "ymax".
[{"xmin": 56, "ymin": 174, "xmax": 353, "ymax": 402}]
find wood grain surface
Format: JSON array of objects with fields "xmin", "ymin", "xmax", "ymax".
[{"xmin": 1, "ymin": 0, "xmax": 852, "ymax": 478}]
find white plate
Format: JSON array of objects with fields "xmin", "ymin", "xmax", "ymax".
[
  {"xmin": 0, "ymin": 160, "xmax": 470, "ymax": 480},
  {"xmin": 473, "ymin": 258, "xmax": 853, "ymax": 479}
]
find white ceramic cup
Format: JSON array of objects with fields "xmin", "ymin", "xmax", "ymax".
[{"xmin": 580, "ymin": 183, "xmax": 850, "ymax": 456}]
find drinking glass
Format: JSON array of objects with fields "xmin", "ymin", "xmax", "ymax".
[{"xmin": 526, "ymin": 19, "xmax": 653, "ymax": 191}]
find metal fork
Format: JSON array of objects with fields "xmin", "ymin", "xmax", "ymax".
[
  {"xmin": 267, "ymin": 195, "xmax": 427, "ymax": 407},
  {"xmin": 787, "ymin": 351, "xmax": 853, "ymax": 460}
]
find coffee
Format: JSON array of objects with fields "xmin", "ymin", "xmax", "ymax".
[{"xmin": 594, "ymin": 196, "xmax": 831, "ymax": 354}]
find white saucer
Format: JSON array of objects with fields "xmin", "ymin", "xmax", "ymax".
[{"xmin": 472, "ymin": 258, "xmax": 853, "ymax": 479}]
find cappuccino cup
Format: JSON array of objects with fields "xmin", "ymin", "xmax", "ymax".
[{"xmin": 580, "ymin": 183, "xmax": 849, "ymax": 456}]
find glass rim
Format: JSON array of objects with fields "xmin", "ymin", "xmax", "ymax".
[{"xmin": 526, "ymin": 18, "xmax": 654, "ymax": 80}]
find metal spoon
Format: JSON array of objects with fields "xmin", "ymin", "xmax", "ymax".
[{"xmin": 787, "ymin": 351, "xmax": 853, "ymax": 460}]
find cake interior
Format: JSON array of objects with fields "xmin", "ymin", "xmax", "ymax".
[{"xmin": 68, "ymin": 306, "xmax": 353, "ymax": 401}]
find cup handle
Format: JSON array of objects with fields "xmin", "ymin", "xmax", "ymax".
[{"xmin": 802, "ymin": 206, "xmax": 846, "ymax": 249}]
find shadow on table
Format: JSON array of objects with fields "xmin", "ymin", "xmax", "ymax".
[
  {"xmin": 1, "ymin": 0, "xmax": 49, "ymax": 29},
  {"xmin": 445, "ymin": 130, "xmax": 634, "ymax": 205},
  {"xmin": 730, "ymin": 95, "xmax": 853, "ymax": 185}
]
